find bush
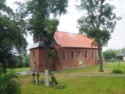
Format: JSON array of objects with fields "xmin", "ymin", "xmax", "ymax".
[
  {"xmin": 112, "ymin": 68, "xmax": 123, "ymax": 73},
  {"xmin": 0, "ymin": 71, "xmax": 21, "ymax": 94}
]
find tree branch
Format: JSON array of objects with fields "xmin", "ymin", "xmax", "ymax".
[
  {"xmin": 97, "ymin": 0, "xmax": 104, "ymax": 28},
  {"xmin": 88, "ymin": 0, "xmax": 96, "ymax": 29}
]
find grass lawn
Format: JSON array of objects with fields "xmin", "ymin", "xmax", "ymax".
[
  {"xmin": 57, "ymin": 61, "xmax": 125, "ymax": 74},
  {"xmin": 18, "ymin": 62, "xmax": 125, "ymax": 94},
  {"xmin": 19, "ymin": 75, "xmax": 125, "ymax": 94},
  {"xmin": 8, "ymin": 67, "xmax": 30, "ymax": 73}
]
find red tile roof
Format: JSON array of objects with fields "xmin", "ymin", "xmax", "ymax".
[{"xmin": 54, "ymin": 31, "xmax": 97, "ymax": 48}]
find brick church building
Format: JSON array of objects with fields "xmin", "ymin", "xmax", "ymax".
[{"xmin": 29, "ymin": 31, "xmax": 98, "ymax": 72}]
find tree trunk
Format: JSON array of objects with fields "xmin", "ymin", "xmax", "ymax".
[
  {"xmin": 44, "ymin": 45, "xmax": 58, "ymax": 86},
  {"xmin": 45, "ymin": 46, "xmax": 51, "ymax": 69},
  {"xmin": 44, "ymin": 69, "xmax": 49, "ymax": 86},
  {"xmin": 44, "ymin": 46, "xmax": 51, "ymax": 87},
  {"xmin": 98, "ymin": 42, "xmax": 104, "ymax": 72}
]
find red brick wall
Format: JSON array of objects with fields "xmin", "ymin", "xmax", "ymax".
[
  {"xmin": 30, "ymin": 47, "xmax": 98, "ymax": 72},
  {"xmin": 57, "ymin": 48, "xmax": 98, "ymax": 70},
  {"xmin": 30, "ymin": 48, "xmax": 57, "ymax": 72},
  {"xmin": 30, "ymin": 48, "xmax": 40, "ymax": 71}
]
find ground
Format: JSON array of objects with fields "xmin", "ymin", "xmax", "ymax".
[{"xmin": 16, "ymin": 62, "xmax": 125, "ymax": 94}]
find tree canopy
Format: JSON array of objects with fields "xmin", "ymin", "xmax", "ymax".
[
  {"xmin": 27, "ymin": 0, "xmax": 68, "ymax": 43},
  {"xmin": 77, "ymin": 0, "xmax": 120, "ymax": 71},
  {"xmin": 26, "ymin": 0, "xmax": 68, "ymax": 69},
  {"xmin": 0, "ymin": 0, "xmax": 27, "ymax": 73},
  {"xmin": 103, "ymin": 49, "xmax": 117, "ymax": 61}
]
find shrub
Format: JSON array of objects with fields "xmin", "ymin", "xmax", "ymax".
[
  {"xmin": 112, "ymin": 68, "xmax": 123, "ymax": 73},
  {"xmin": 0, "ymin": 71, "xmax": 21, "ymax": 94}
]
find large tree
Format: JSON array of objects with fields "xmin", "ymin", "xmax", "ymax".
[
  {"xmin": 103, "ymin": 49, "xmax": 117, "ymax": 61},
  {"xmin": 77, "ymin": 0, "xmax": 120, "ymax": 72},
  {"xmin": 0, "ymin": 0, "xmax": 27, "ymax": 73},
  {"xmin": 27, "ymin": 0, "xmax": 68, "ymax": 86}
]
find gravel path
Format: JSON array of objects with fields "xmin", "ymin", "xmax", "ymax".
[
  {"xmin": 61, "ymin": 73, "xmax": 125, "ymax": 77},
  {"xmin": 18, "ymin": 71, "xmax": 125, "ymax": 77}
]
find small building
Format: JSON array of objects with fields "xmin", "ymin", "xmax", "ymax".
[
  {"xmin": 29, "ymin": 31, "xmax": 98, "ymax": 72},
  {"xmin": 116, "ymin": 52, "xmax": 125, "ymax": 61}
]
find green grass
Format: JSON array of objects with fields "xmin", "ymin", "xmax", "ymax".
[
  {"xmin": 8, "ymin": 67, "xmax": 30, "ymax": 73},
  {"xmin": 18, "ymin": 62, "xmax": 125, "ymax": 94},
  {"xmin": 9, "ymin": 61, "xmax": 125, "ymax": 74},
  {"xmin": 104, "ymin": 62, "xmax": 125, "ymax": 72},
  {"xmin": 56, "ymin": 61, "xmax": 125, "ymax": 74},
  {"xmin": 19, "ymin": 75, "xmax": 125, "ymax": 94}
]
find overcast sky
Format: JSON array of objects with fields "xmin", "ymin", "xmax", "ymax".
[{"xmin": 7, "ymin": 0, "xmax": 125, "ymax": 51}]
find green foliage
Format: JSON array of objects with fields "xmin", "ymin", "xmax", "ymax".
[
  {"xmin": 77, "ymin": 0, "xmax": 119, "ymax": 47},
  {"xmin": 14, "ymin": 2, "xmax": 28, "ymax": 34},
  {"xmin": 27, "ymin": 0, "xmax": 68, "ymax": 44},
  {"xmin": 103, "ymin": 49, "xmax": 117, "ymax": 61},
  {"xmin": 0, "ymin": 0, "xmax": 27, "ymax": 72},
  {"xmin": 0, "ymin": 0, "xmax": 13, "ymax": 16},
  {"xmin": 116, "ymin": 47, "xmax": 125, "ymax": 53},
  {"xmin": 26, "ymin": 0, "xmax": 68, "ymax": 70},
  {"xmin": 112, "ymin": 68, "xmax": 123, "ymax": 73},
  {"xmin": 22, "ymin": 55, "xmax": 30, "ymax": 67},
  {"xmin": 112, "ymin": 63, "xmax": 123, "ymax": 73},
  {"xmin": 0, "ymin": 64, "xmax": 2, "ymax": 74},
  {"xmin": 13, "ymin": 55, "xmax": 30, "ymax": 68},
  {"xmin": 77, "ymin": 0, "xmax": 120, "ymax": 72},
  {"xmin": 0, "ymin": 71, "xmax": 21, "ymax": 94},
  {"xmin": 49, "ymin": 50, "xmax": 57, "ymax": 57},
  {"xmin": 12, "ymin": 67, "xmax": 29, "ymax": 73},
  {"xmin": 103, "ymin": 47, "xmax": 125, "ymax": 62}
]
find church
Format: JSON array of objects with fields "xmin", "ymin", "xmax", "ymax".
[{"xmin": 29, "ymin": 31, "xmax": 98, "ymax": 72}]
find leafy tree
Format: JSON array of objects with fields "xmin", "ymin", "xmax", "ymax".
[
  {"xmin": 14, "ymin": 1, "xmax": 28, "ymax": 34},
  {"xmin": 77, "ymin": 0, "xmax": 120, "ymax": 72},
  {"xmin": 0, "ymin": 0, "xmax": 27, "ymax": 73},
  {"xmin": 103, "ymin": 49, "xmax": 117, "ymax": 61},
  {"xmin": 117, "ymin": 47, "xmax": 125, "ymax": 53},
  {"xmin": 23, "ymin": 55, "xmax": 30, "ymax": 67},
  {"xmin": 0, "ymin": 71, "xmax": 21, "ymax": 94},
  {"xmin": 26, "ymin": 0, "xmax": 68, "ymax": 86}
]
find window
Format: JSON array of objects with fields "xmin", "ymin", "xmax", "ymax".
[
  {"xmin": 62, "ymin": 51, "xmax": 66, "ymax": 60},
  {"xmin": 85, "ymin": 51, "xmax": 88, "ymax": 59},
  {"xmin": 72, "ymin": 50, "xmax": 75, "ymax": 59},
  {"xmin": 92, "ymin": 51, "xmax": 95, "ymax": 58}
]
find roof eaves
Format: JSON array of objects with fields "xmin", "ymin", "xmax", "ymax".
[
  {"xmin": 60, "ymin": 46, "xmax": 97, "ymax": 49},
  {"xmin": 29, "ymin": 42, "xmax": 44, "ymax": 50}
]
